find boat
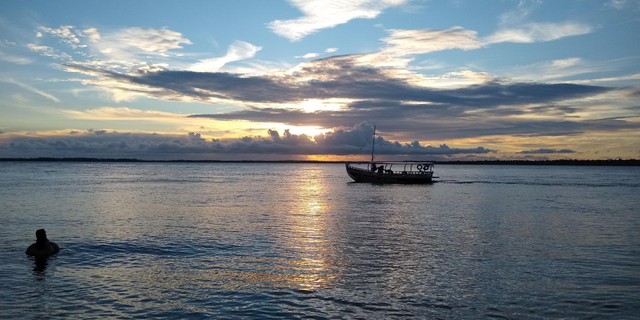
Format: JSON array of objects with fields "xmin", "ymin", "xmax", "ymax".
[
  {"xmin": 345, "ymin": 161, "xmax": 434, "ymax": 184},
  {"xmin": 345, "ymin": 126, "xmax": 435, "ymax": 184}
]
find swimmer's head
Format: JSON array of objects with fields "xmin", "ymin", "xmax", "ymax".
[{"xmin": 36, "ymin": 229, "xmax": 48, "ymax": 243}]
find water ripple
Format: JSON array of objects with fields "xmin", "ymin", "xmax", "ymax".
[{"xmin": 1, "ymin": 163, "xmax": 639, "ymax": 318}]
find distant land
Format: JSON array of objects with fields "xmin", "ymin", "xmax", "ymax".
[{"xmin": 1, "ymin": 157, "xmax": 639, "ymax": 166}]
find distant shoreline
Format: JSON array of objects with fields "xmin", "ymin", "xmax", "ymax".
[{"xmin": 1, "ymin": 157, "xmax": 639, "ymax": 166}]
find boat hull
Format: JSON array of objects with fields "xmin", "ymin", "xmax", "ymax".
[{"xmin": 345, "ymin": 163, "xmax": 433, "ymax": 184}]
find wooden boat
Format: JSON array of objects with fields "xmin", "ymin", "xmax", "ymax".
[
  {"xmin": 345, "ymin": 126, "xmax": 436, "ymax": 184},
  {"xmin": 345, "ymin": 161, "xmax": 434, "ymax": 184}
]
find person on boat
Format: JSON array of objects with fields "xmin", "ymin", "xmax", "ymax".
[
  {"xmin": 370, "ymin": 163, "xmax": 377, "ymax": 172},
  {"xmin": 377, "ymin": 165, "xmax": 384, "ymax": 174},
  {"xmin": 26, "ymin": 229, "xmax": 60, "ymax": 258}
]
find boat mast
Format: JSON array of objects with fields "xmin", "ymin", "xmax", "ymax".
[{"xmin": 371, "ymin": 125, "xmax": 376, "ymax": 162}]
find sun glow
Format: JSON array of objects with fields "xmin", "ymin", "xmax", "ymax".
[
  {"xmin": 275, "ymin": 98, "xmax": 348, "ymax": 113},
  {"xmin": 282, "ymin": 125, "xmax": 330, "ymax": 137}
]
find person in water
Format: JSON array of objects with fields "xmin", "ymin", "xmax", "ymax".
[{"xmin": 26, "ymin": 229, "xmax": 60, "ymax": 257}]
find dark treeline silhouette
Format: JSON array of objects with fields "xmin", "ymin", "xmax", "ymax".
[
  {"xmin": 434, "ymin": 159, "xmax": 640, "ymax": 166},
  {"xmin": 1, "ymin": 157, "xmax": 639, "ymax": 166}
]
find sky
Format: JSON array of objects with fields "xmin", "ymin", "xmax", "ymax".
[{"xmin": 1, "ymin": 0, "xmax": 639, "ymax": 161}]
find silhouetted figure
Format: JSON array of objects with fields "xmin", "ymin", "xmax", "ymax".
[{"xmin": 26, "ymin": 229, "xmax": 60, "ymax": 258}]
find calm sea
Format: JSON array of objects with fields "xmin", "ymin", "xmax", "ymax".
[{"xmin": 0, "ymin": 162, "xmax": 638, "ymax": 319}]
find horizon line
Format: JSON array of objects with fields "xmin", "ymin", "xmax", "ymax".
[{"xmin": 1, "ymin": 157, "xmax": 639, "ymax": 166}]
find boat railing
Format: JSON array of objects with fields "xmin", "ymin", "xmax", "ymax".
[{"xmin": 349, "ymin": 162, "xmax": 433, "ymax": 175}]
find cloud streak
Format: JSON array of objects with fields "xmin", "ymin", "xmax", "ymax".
[
  {"xmin": 189, "ymin": 41, "xmax": 261, "ymax": 72},
  {"xmin": 62, "ymin": 106, "xmax": 185, "ymax": 121},
  {"xmin": 0, "ymin": 77, "xmax": 60, "ymax": 103},
  {"xmin": 519, "ymin": 148, "xmax": 576, "ymax": 154},
  {"xmin": 484, "ymin": 22, "xmax": 592, "ymax": 44}
]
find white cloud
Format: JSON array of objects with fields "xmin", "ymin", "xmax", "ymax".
[
  {"xmin": 550, "ymin": 57, "xmax": 582, "ymax": 69},
  {"xmin": 33, "ymin": 25, "xmax": 192, "ymax": 70},
  {"xmin": 295, "ymin": 48, "xmax": 339, "ymax": 59},
  {"xmin": 382, "ymin": 27, "xmax": 482, "ymax": 56},
  {"xmin": 82, "ymin": 27, "xmax": 101, "ymax": 43},
  {"xmin": 295, "ymin": 52, "xmax": 320, "ymax": 59},
  {"xmin": 38, "ymin": 25, "xmax": 82, "ymax": 48},
  {"xmin": 92, "ymin": 27, "xmax": 192, "ymax": 61},
  {"xmin": 268, "ymin": 0, "xmax": 406, "ymax": 41},
  {"xmin": 484, "ymin": 22, "xmax": 592, "ymax": 44},
  {"xmin": 355, "ymin": 27, "xmax": 481, "ymax": 69},
  {"xmin": 189, "ymin": 41, "xmax": 261, "ymax": 72},
  {"xmin": 27, "ymin": 44, "xmax": 71, "ymax": 60},
  {"xmin": 116, "ymin": 27, "xmax": 191, "ymax": 54}
]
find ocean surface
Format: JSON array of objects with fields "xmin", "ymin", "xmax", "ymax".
[{"xmin": 0, "ymin": 162, "xmax": 639, "ymax": 319}]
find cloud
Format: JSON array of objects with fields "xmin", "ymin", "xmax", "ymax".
[
  {"xmin": 487, "ymin": 2, "xmax": 592, "ymax": 44},
  {"xmin": 349, "ymin": 27, "xmax": 482, "ymax": 70},
  {"xmin": 381, "ymin": 27, "xmax": 482, "ymax": 56},
  {"xmin": 296, "ymin": 48, "xmax": 339, "ymax": 59},
  {"xmin": 519, "ymin": 148, "xmax": 577, "ymax": 154},
  {"xmin": 0, "ymin": 54, "xmax": 31, "ymax": 64},
  {"xmin": 82, "ymin": 27, "xmax": 101, "ymax": 43},
  {"xmin": 62, "ymin": 106, "xmax": 185, "ymax": 120},
  {"xmin": 38, "ymin": 25, "xmax": 83, "ymax": 48},
  {"xmin": 355, "ymin": 24, "xmax": 590, "ymax": 72},
  {"xmin": 59, "ymin": 51, "xmax": 626, "ymax": 142},
  {"xmin": 72, "ymin": 56, "xmax": 610, "ymax": 107},
  {"xmin": 571, "ymin": 72, "xmax": 640, "ymax": 86},
  {"xmin": 296, "ymin": 52, "xmax": 320, "ymax": 59},
  {"xmin": 0, "ymin": 77, "xmax": 60, "ymax": 103},
  {"xmin": 268, "ymin": 0, "xmax": 406, "ymax": 41},
  {"xmin": 189, "ymin": 41, "xmax": 261, "ymax": 72},
  {"xmin": 0, "ymin": 122, "xmax": 494, "ymax": 159},
  {"xmin": 484, "ymin": 22, "xmax": 592, "ymax": 44},
  {"xmin": 109, "ymin": 27, "xmax": 192, "ymax": 55},
  {"xmin": 497, "ymin": 0, "xmax": 541, "ymax": 25},
  {"xmin": 33, "ymin": 25, "xmax": 192, "ymax": 71},
  {"xmin": 500, "ymin": 57, "xmax": 608, "ymax": 82},
  {"xmin": 0, "ymin": 43, "xmax": 32, "ymax": 64},
  {"xmin": 27, "ymin": 44, "xmax": 71, "ymax": 60},
  {"xmin": 606, "ymin": 0, "xmax": 640, "ymax": 10},
  {"xmin": 191, "ymin": 102, "xmax": 640, "ymax": 141}
]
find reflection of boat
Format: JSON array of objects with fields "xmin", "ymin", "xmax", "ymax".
[{"xmin": 345, "ymin": 126, "xmax": 435, "ymax": 184}]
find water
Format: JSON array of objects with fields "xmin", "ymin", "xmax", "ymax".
[{"xmin": 1, "ymin": 162, "xmax": 639, "ymax": 319}]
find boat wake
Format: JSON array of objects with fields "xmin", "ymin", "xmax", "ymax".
[{"xmin": 437, "ymin": 179, "xmax": 640, "ymax": 188}]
